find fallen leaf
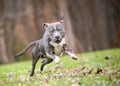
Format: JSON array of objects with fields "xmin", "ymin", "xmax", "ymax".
[
  {"xmin": 104, "ymin": 56, "xmax": 110, "ymax": 60},
  {"xmin": 96, "ymin": 68, "xmax": 104, "ymax": 74}
]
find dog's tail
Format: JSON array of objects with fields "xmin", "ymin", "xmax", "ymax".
[{"xmin": 13, "ymin": 41, "xmax": 36, "ymax": 58}]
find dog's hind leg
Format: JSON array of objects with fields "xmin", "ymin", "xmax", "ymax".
[
  {"xmin": 40, "ymin": 58, "xmax": 53, "ymax": 72},
  {"xmin": 30, "ymin": 55, "xmax": 40, "ymax": 77},
  {"xmin": 30, "ymin": 48, "xmax": 40, "ymax": 77}
]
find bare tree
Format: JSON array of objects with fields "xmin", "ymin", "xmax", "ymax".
[
  {"xmin": 0, "ymin": 0, "xmax": 9, "ymax": 63},
  {"xmin": 3, "ymin": 0, "xmax": 16, "ymax": 62},
  {"xmin": 58, "ymin": 0, "xmax": 83, "ymax": 53},
  {"xmin": 0, "ymin": 21, "xmax": 9, "ymax": 64}
]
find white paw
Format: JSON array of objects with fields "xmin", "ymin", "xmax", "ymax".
[
  {"xmin": 70, "ymin": 53, "xmax": 78, "ymax": 60},
  {"xmin": 68, "ymin": 53, "xmax": 75, "ymax": 57},
  {"xmin": 54, "ymin": 56, "xmax": 60, "ymax": 64}
]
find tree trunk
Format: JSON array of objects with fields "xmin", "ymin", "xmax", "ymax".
[
  {"xmin": 0, "ymin": 0, "xmax": 9, "ymax": 63},
  {"xmin": 0, "ymin": 18, "xmax": 9, "ymax": 64},
  {"xmin": 58, "ymin": 0, "xmax": 83, "ymax": 53},
  {"xmin": 3, "ymin": 0, "xmax": 16, "ymax": 62}
]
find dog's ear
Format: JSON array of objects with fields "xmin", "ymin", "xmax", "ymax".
[
  {"xmin": 43, "ymin": 23, "xmax": 49, "ymax": 30},
  {"xmin": 59, "ymin": 12, "xmax": 64, "ymax": 25}
]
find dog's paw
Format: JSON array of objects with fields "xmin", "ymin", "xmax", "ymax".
[
  {"xmin": 71, "ymin": 54, "xmax": 78, "ymax": 60},
  {"xmin": 72, "ymin": 56, "xmax": 78, "ymax": 60},
  {"xmin": 54, "ymin": 56, "xmax": 60, "ymax": 64}
]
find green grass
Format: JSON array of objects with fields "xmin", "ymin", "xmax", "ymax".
[{"xmin": 0, "ymin": 48, "xmax": 120, "ymax": 86}]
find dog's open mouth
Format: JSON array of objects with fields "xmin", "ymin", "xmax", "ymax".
[{"xmin": 55, "ymin": 40, "xmax": 61, "ymax": 44}]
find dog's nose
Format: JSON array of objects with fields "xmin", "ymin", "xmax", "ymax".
[{"xmin": 55, "ymin": 36, "xmax": 60, "ymax": 39}]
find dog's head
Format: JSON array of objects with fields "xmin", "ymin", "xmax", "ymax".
[{"xmin": 43, "ymin": 13, "xmax": 65, "ymax": 44}]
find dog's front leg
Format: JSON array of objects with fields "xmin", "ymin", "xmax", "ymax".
[
  {"xmin": 46, "ymin": 52, "xmax": 60, "ymax": 64},
  {"xmin": 64, "ymin": 46, "xmax": 78, "ymax": 60},
  {"xmin": 66, "ymin": 51, "xmax": 78, "ymax": 60}
]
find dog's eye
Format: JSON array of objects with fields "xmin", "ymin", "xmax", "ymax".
[{"xmin": 50, "ymin": 30, "xmax": 54, "ymax": 33}]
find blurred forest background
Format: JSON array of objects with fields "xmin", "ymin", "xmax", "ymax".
[{"xmin": 0, "ymin": 0, "xmax": 120, "ymax": 64}]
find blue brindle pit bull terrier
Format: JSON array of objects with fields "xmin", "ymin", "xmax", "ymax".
[{"xmin": 13, "ymin": 13, "xmax": 78, "ymax": 77}]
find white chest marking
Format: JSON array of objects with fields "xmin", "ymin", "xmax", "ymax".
[{"xmin": 50, "ymin": 38, "xmax": 66, "ymax": 55}]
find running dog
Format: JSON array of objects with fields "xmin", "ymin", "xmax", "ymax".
[{"xmin": 13, "ymin": 13, "xmax": 78, "ymax": 77}]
